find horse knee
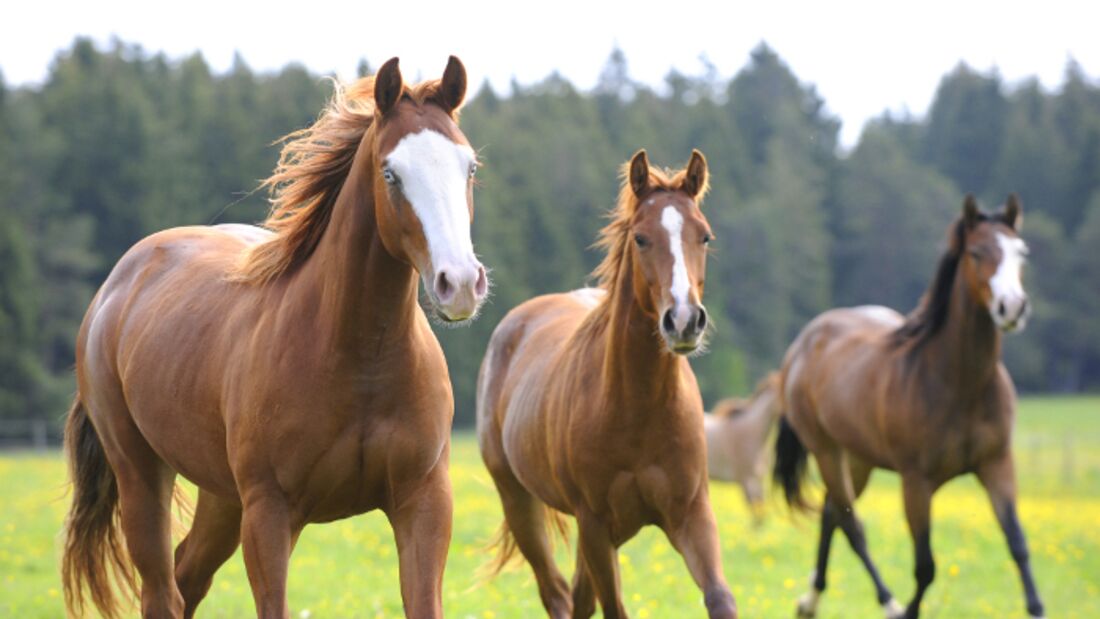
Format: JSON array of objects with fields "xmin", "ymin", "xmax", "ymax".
[{"xmin": 914, "ymin": 557, "xmax": 935, "ymax": 588}]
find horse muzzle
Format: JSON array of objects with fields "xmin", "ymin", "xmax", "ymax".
[
  {"xmin": 991, "ymin": 293, "xmax": 1030, "ymax": 333},
  {"xmin": 661, "ymin": 303, "xmax": 708, "ymax": 354},
  {"xmin": 431, "ymin": 260, "xmax": 488, "ymax": 323}
]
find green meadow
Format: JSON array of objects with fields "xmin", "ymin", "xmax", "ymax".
[{"xmin": 2, "ymin": 396, "xmax": 1098, "ymax": 618}]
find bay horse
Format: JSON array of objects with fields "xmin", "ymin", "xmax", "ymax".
[
  {"xmin": 61, "ymin": 57, "xmax": 488, "ymax": 619},
  {"xmin": 704, "ymin": 372, "xmax": 781, "ymax": 524},
  {"xmin": 774, "ymin": 195, "xmax": 1045, "ymax": 619},
  {"xmin": 477, "ymin": 150, "xmax": 738, "ymax": 619}
]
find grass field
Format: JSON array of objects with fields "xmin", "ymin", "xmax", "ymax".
[{"xmin": 2, "ymin": 396, "xmax": 1098, "ymax": 618}]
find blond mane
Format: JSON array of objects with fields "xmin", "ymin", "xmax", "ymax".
[
  {"xmin": 712, "ymin": 372, "xmax": 779, "ymax": 419},
  {"xmin": 590, "ymin": 162, "xmax": 708, "ymax": 290},
  {"xmin": 230, "ymin": 76, "xmax": 452, "ymax": 283}
]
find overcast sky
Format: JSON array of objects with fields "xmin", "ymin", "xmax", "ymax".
[{"xmin": 2, "ymin": 0, "xmax": 1097, "ymax": 146}]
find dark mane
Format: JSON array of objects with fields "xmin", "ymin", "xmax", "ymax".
[
  {"xmin": 892, "ymin": 209, "xmax": 1012, "ymax": 346},
  {"xmin": 890, "ymin": 218, "xmax": 966, "ymax": 346}
]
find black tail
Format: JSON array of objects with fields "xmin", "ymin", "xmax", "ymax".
[{"xmin": 773, "ymin": 416, "xmax": 812, "ymax": 512}]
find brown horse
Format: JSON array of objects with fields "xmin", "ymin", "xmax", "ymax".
[
  {"xmin": 477, "ymin": 150, "xmax": 737, "ymax": 619},
  {"xmin": 704, "ymin": 372, "xmax": 781, "ymax": 523},
  {"xmin": 61, "ymin": 57, "xmax": 487, "ymax": 619},
  {"xmin": 774, "ymin": 195, "xmax": 1045, "ymax": 619}
]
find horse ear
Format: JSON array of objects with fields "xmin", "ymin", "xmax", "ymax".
[
  {"xmin": 629, "ymin": 150, "xmax": 650, "ymax": 197},
  {"xmin": 438, "ymin": 56, "xmax": 467, "ymax": 113},
  {"xmin": 962, "ymin": 194, "xmax": 980, "ymax": 229},
  {"xmin": 375, "ymin": 57, "xmax": 403, "ymax": 116},
  {"xmin": 1003, "ymin": 193, "xmax": 1022, "ymax": 230},
  {"xmin": 681, "ymin": 149, "xmax": 709, "ymax": 199}
]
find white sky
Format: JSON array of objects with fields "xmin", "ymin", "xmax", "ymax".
[{"xmin": 2, "ymin": 0, "xmax": 1098, "ymax": 147}]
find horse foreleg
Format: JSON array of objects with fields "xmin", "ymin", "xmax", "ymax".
[
  {"xmin": 575, "ymin": 512, "xmax": 628, "ymax": 619},
  {"xmin": 387, "ymin": 457, "xmax": 452, "ymax": 619},
  {"xmin": 899, "ymin": 475, "xmax": 935, "ymax": 619},
  {"xmin": 977, "ymin": 453, "xmax": 1046, "ymax": 619},
  {"xmin": 240, "ymin": 487, "xmax": 298, "ymax": 619},
  {"xmin": 174, "ymin": 489, "xmax": 242, "ymax": 618},
  {"xmin": 665, "ymin": 496, "xmax": 737, "ymax": 619}
]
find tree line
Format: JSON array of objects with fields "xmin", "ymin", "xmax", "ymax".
[{"xmin": 1, "ymin": 38, "xmax": 1098, "ymax": 432}]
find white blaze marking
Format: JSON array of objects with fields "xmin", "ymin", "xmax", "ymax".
[
  {"xmin": 661, "ymin": 206, "xmax": 690, "ymax": 306},
  {"xmin": 385, "ymin": 129, "xmax": 477, "ymax": 271},
  {"xmin": 990, "ymin": 233, "xmax": 1027, "ymax": 300}
]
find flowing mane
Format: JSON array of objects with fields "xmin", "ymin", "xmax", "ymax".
[
  {"xmin": 590, "ymin": 161, "xmax": 708, "ymax": 291},
  {"xmin": 890, "ymin": 217, "xmax": 967, "ymax": 346},
  {"xmin": 892, "ymin": 209, "xmax": 1014, "ymax": 347},
  {"xmin": 231, "ymin": 76, "xmax": 453, "ymax": 283}
]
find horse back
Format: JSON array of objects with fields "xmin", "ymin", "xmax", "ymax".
[
  {"xmin": 780, "ymin": 306, "xmax": 906, "ymax": 467},
  {"xmin": 476, "ymin": 289, "xmax": 604, "ymax": 509}
]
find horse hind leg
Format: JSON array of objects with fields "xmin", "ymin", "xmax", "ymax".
[
  {"xmin": 93, "ymin": 399, "xmax": 186, "ymax": 618},
  {"xmin": 795, "ymin": 453, "xmax": 873, "ymax": 617},
  {"xmin": 174, "ymin": 489, "xmax": 242, "ymax": 618},
  {"xmin": 483, "ymin": 456, "xmax": 571, "ymax": 618},
  {"xmin": 815, "ymin": 449, "xmax": 902, "ymax": 619}
]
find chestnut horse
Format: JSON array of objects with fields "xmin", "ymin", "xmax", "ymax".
[
  {"xmin": 61, "ymin": 57, "xmax": 488, "ymax": 619},
  {"xmin": 774, "ymin": 195, "xmax": 1045, "ymax": 619},
  {"xmin": 477, "ymin": 150, "xmax": 737, "ymax": 619},
  {"xmin": 704, "ymin": 372, "xmax": 781, "ymax": 523}
]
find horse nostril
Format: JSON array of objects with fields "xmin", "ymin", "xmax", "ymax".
[
  {"xmin": 434, "ymin": 271, "xmax": 454, "ymax": 301},
  {"xmin": 474, "ymin": 266, "xmax": 488, "ymax": 298},
  {"xmin": 998, "ymin": 299, "xmax": 1006, "ymax": 317},
  {"xmin": 662, "ymin": 309, "xmax": 676, "ymax": 334},
  {"xmin": 696, "ymin": 306, "xmax": 708, "ymax": 331},
  {"xmin": 1020, "ymin": 297, "xmax": 1029, "ymax": 315}
]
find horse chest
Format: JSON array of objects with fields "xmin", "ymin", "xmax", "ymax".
[{"xmin": 922, "ymin": 412, "xmax": 1009, "ymax": 479}]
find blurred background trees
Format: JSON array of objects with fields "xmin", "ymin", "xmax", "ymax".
[{"xmin": 1, "ymin": 38, "xmax": 1098, "ymax": 431}]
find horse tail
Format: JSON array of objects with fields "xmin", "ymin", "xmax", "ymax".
[
  {"xmin": 773, "ymin": 416, "xmax": 812, "ymax": 512},
  {"xmin": 61, "ymin": 396, "xmax": 137, "ymax": 619},
  {"xmin": 480, "ymin": 505, "xmax": 570, "ymax": 581}
]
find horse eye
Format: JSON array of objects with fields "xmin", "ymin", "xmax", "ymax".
[
  {"xmin": 382, "ymin": 166, "xmax": 397, "ymax": 185},
  {"xmin": 634, "ymin": 234, "xmax": 649, "ymax": 248},
  {"xmin": 469, "ymin": 163, "xmax": 478, "ymax": 179}
]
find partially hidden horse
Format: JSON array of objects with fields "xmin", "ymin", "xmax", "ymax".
[
  {"xmin": 62, "ymin": 57, "xmax": 488, "ymax": 619},
  {"xmin": 477, "ymin": 149, "xmax": 738, "ymax": 619},
  {"xmin": 704, "ymin": 372, "xmax": 781, "ymax": 524},
  {"xmin": 774, "ymin": 195, "xmax": 1045, "ymax": 619}
]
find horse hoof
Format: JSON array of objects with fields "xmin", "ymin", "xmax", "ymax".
[
  {"xmin": 796, "ymin": 592, "xmax": 819, "ymax": 618},
  {"xmin": 883, "ymin": 598, "xmax": 906, "ymax": 619}
]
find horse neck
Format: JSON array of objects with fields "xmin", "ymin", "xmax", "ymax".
[
  {"xmin": 286, "ymin": 142, "xmax": 419, "ymax": 355},
  {"xmin": 920, "ymin": 269, "xmax": 1002, "ymax": 402},
  {"xmin": 599, "ymin": 249, "xmax": 684, "ymax": 413}
]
